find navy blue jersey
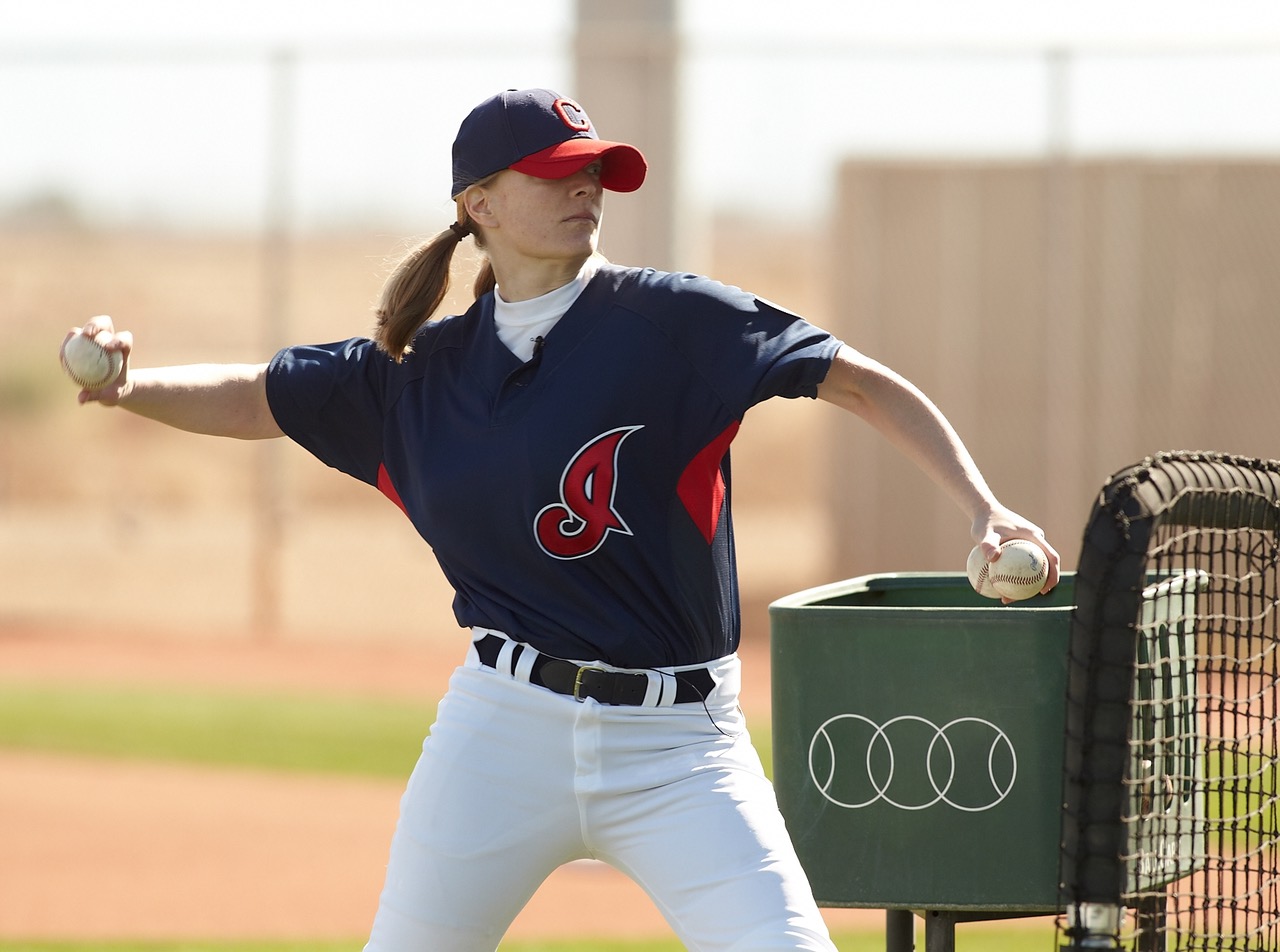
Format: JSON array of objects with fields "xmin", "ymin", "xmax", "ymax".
[{"xmin": 266, "ymin": 264, "xmax": 841, "ymax": 667}]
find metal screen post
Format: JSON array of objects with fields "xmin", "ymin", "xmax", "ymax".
[
  {"xmin": 923, "ymin": 911, "xmax": 957, "ymax": 952},
  {"xmin": 885, "ymin": 909, "xmax": 914, "ymax": 951}
]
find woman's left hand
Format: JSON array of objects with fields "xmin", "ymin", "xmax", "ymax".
[{"xmin": 970, "ymin": 505, "xmax": 1061, "ymax": 596}]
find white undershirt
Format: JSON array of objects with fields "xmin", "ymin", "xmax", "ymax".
[{"xmin": 493, "ymin": 258, "xmax": 601, "ymax": 362}]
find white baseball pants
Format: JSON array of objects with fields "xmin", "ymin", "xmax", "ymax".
[{"xmin": 363, "ymin": 635, "xmax": 836, "ymax": 952}]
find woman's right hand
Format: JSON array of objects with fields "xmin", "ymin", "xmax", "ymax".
[
  {"xmin": 60, "ymin": 318, "xmax": 281, "ymax": 440},
  {"xmin": 64, "ymin": 315, "xmax": 132, "ymax": 406}
]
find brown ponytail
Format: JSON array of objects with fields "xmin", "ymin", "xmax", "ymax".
[{"xmin": 375, "ymin": 211, "xmax": 487, "ymax": 361}]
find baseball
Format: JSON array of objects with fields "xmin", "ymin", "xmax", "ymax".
[
  {"xmin": 60, "ymin": 331, "xmax": 123, "ymax": 391},
  {"xmin": 967, "ymin": 540, "xmax": 1049, "ymax": 601}
]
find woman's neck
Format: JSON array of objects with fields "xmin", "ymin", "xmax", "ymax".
[{"xmin": 491, "ymin": 253, "xmax": 594, "ymax": 303}]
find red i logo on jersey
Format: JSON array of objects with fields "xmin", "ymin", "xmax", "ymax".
[{"xmin": 535, "ymin": 425, "xmax": 642, "ymax": 560}]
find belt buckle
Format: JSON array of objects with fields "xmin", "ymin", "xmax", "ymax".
[{"xmin": 572, "ymin": 665, "xmax": 605, "ymax": 701}]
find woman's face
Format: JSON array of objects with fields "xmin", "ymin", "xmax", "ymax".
[{"xmin": 466, "ymin": 161, "xmax": 604, "ymax": 267}]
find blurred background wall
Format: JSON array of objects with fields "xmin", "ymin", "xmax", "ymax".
[
  {"xmin": 827, "ymin": 159, "xmax": 1280, "ymax": 577},
  {"xmin": 2, "ymin": 0, "xmax": 1278, "ymax": 645}
]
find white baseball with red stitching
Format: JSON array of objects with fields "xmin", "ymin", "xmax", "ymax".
[
  {"xmin": 967, "ymin": 540, "xmax": 1049, "ymax": 601},
  {"xmin": 60, "ymin": 331, "xmax": 123, "ymax": 391}
]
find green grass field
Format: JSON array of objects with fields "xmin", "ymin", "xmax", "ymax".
[
  {"xmin": 0, "ymin": 682, "xmax": 1054, "ymax": 951},
  {"xmin": 0, "ymin": 683, "xmax": 433, "ymax": 777}
]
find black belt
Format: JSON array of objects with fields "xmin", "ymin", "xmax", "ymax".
[{"xmin": 474, "ymin": 634, "xmax": 714, "ymax": 706}]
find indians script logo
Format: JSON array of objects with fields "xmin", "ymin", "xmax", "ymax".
[{"xmin": 535, "ymin": 426, "xmax": 642, "ymax": 560}]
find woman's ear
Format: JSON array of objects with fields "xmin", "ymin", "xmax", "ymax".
[{"xmin": 462, "ymin": 185, "xmax": 497, "ymax": 230}]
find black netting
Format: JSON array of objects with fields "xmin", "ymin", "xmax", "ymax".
[{"xmin": 1058, "ymin": 452, "xmax": 1280, "ymax": 951}]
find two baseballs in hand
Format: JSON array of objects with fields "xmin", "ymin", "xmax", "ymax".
[
  {"xmin": 967, "ymin": 540, "xmax": 1049, "ymax": 602},
  {"xmin": 60, "ymin": 329, "xmax": 123, "ymax": 391}
]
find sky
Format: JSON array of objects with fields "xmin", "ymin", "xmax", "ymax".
[{"xmin": 4, "ymin": 0, "xmax": 1280, "ymax": 229}]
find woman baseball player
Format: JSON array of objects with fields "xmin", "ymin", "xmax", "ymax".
[{"xmin": 66, "ymin": 88, "xmax": 1060, "ymax": 951}]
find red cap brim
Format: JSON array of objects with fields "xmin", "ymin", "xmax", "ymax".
[{"xmin": 509, "ymin": 138, "xmax": 647, "ymax": 193}]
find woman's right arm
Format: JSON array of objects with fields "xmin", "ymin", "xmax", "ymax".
[{"xmin": 67, "ymin": 315, "xmax": 284, "ymax": 441}]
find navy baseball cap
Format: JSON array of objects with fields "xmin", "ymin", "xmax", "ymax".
[{"xmin": 451, "ymin": 88, "xmax": 648, "ymax": 198}]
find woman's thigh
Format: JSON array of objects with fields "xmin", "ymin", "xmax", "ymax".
[
  {"xmin": 365, "ymin": 667, "xmax": 587, "ymax": 952},
  {"xmin": 587, "ymin": 700, "xmax": 836, "ymax": 952}
]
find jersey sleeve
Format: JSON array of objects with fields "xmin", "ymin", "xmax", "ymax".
[
  {"xmin": 651, "ymin": 271, "xmax": 843, "ymax": 414},
  {"xmin": 265, "ymin": 337, "xmax": 390, "ymax": 486}
]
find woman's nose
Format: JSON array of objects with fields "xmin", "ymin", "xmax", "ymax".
[{"xmin": 569, "ymin": 165, "xmax": 603, "ymax": 193}]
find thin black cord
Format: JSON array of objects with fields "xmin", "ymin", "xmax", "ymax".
[{"xmin": 664, "ymin": 668, "xmax": 734, "ymax": 737}]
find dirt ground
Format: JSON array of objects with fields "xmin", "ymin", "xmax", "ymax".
[{"xmin": 0, "ymin": 622, "xmax": 888, "ymax": 945}]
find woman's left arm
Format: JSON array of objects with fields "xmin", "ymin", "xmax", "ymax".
[{"xmin": 817, "ymin": 343, "xmax": 1061, "ymax": 592}]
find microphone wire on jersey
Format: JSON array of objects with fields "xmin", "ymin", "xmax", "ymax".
[{"xmin": 513, "ymin": 336, "xmax": 546, "ymax": 389}]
